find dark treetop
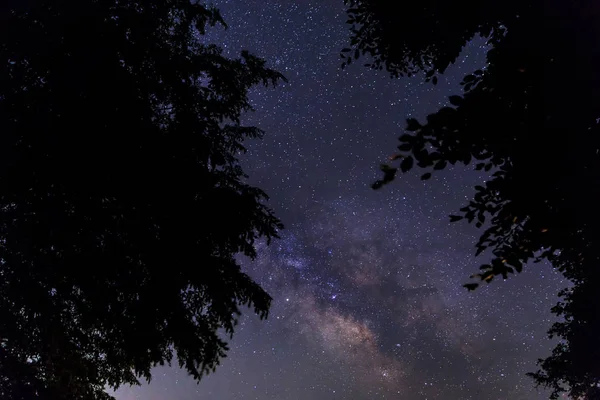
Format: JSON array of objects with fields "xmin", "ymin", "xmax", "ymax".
[
  {"xmin": 343, "ymin": 0, "xmax": 600, "ymax": 398},
  {"xmin": 0, "ymin": 1, "xmax": 284, "ymax": 398}
]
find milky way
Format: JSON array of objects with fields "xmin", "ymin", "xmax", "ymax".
[{"xmin": 114, "ymin": 1, "xmax": 567, "ymax": 399}]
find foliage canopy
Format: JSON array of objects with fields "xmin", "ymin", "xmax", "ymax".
[
  {"xmin": 0, "ymin": 0, "xmax": 284, "ymax": 398},
  {"xmin": 343, "ymin": 0, "xmax": 600, "ymax": 398}
]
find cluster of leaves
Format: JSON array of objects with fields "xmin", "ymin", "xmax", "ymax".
[
  {"xmin": 0, "ymin": 0, "xmax": 284, "ymax": 399},
  {"xmin": 343, "ymin": 0, "xmax": 600, "ymax": 398},
  {"xmin": 342, "ymin": 0, "xmax": 508, "ymax": 78}
]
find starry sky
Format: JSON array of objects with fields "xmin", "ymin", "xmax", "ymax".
[{"xmin": 115, "ymin": 1, "xmax": 567, "ymax": 399}]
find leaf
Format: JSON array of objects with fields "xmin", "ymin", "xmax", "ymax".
[
  {"xmin": 513, "ymin": 260, "xmax": 523, "ymax": 273},
  {"xmin": 371, "ymin": 180, "xmax": 384, "ymax": 190},
  {"xmin": 415, "ymin": 148, "xmax": 430, "ymax": 162},
  {"xmin": 463, "ymin": 74, "xmax": 475, "ymax": 83},
  {"xmin": 464, "ymin": 283, "xmax": 479, "ymax": 291},
  {"xmin": 399, "ymin": 133, "xmax": 414, "ymax": 142},
  {"xmin": 426, "ymin": 69, "xmax": 435, "ymax": 78},
  {"xmin": 406, "ymin": 118, "xmax": 421, "ymax": 131},
  {"xmin": 448, "ymin": 95, "xmax": 463, "ymax": 106},
  {"xmin": 400, "ymin": 156, "xmax": 414, "ymax": 172},
  {"xmin": 354, "ymin": 49, "xmax": 360, "ymax": 59},
  {"xmin": 382, "ymin": 166, "xmax": 397, "ymax": 179},
  {"xmin": 449, "ymin": 215, "xmax": 463, "ymax": 222},
  {"xmin": 501, "ymin": 266, "xmax": 513, "ymax": 279},
  {"xmin": 432, "ymin": 76, "xmax": 438, "ymax": 85},
  {"xmin": 421, "ymin": 172, "xmax": 432, "ymax": 180},
  {"xmin": 398, "ymin": 143, "xmax": 412, "ymax": 151},
  {"xmin": 341, "ymin": 48, "xmax": 351, "ymax": 52},
  {"xmin": 433, "ymin": 160, "xmax": 447, "ymax": 170}
]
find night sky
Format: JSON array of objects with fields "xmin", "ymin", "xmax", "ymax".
[{"xmin": 115, "ymin": 1, "xmax": 566, "ymax": 399}]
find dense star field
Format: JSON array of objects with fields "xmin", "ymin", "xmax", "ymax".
[{"xmin": 115, "ymin": 1, "xmax": 566, "ymax": 399}]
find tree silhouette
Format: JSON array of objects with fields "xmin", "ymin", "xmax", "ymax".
[
  {"xmin": 343, "ymin": 0, "xmax": 600, "ymax": 398},
  {"xmin": 0, "ymin": 0, "xmax": 285, "ymax": 398}
]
